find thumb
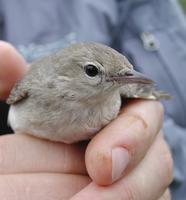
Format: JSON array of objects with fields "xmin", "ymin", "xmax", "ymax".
[
  {"xmin": 0, "ymin": 41, "xmax": 27, "ymax": 100},
  {"xmin": 85, "ymin": 100, "xmax": 163, "ymax": 186}
]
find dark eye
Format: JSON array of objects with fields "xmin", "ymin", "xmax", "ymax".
[{"xmin": 84, "ymin": 64, "xmax": 99, "ymax": 77}]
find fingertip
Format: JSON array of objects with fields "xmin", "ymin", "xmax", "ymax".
[
  {"xmin": 0, "ymin": 81, "xmax": 14, "ymax": 100},
  {"xmin": 0, "ymin": 41, "xmax": 27, "ymax": 100}
]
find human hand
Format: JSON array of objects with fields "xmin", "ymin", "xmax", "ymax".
[
  {"xmin": 0, "ymin": 41, "xmax": 173, "ymax": 200},
  {"xmin": 72, "ymin": 101, "xmax": 173, "ymax": 200}
]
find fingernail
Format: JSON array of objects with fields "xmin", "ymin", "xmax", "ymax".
[{"xmin": 112, "ymin": 147, "xmax": 130, "ymax": 182}]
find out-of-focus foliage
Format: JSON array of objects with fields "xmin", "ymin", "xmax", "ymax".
[{"xmin": 179, "ymin": 0, "xmax": 186, "ymax": 12}]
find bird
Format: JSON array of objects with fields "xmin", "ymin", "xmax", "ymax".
[{"xmin": 6, "ymin": 42, "xmax": 170, "ymax": 143}]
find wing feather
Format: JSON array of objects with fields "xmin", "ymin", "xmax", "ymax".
[
  {"xmin": 120, "ymin": 84, "xmax": 171, "ymax": 100},
  {"xmin": 6, "ymin": 80, "xmax": 28, "ymax": 105}
]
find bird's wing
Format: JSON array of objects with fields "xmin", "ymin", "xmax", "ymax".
[
  {"xmin": 119, "ymin": 84, "xmax": 171, "ymax": 100},
  {"xmin": 6, "ymin": 79, "xmax": 29, "ymax": 105}
]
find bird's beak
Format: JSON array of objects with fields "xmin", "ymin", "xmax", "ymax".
[{"xmin": 106, "ymin": 70, "xmax": 154, "ymax": 85}]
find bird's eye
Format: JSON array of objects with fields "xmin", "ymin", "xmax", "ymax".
[{"xmin": 84, "ymin": 64, "xmax": 99, "ymax": 77}]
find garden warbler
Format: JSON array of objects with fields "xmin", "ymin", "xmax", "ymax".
[{"xmin": 7, "ymin": 42, "xmax": 170, "ymax": 143}]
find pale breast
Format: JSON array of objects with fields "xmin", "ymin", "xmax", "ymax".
[{"xmin": 8, "ymin": 91, "xmax": 121, "ymax": 143}]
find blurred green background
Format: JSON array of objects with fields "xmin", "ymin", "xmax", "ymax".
[{"xmin": 179, "ymin": 0, "xmax": 186, "ymax": 12}]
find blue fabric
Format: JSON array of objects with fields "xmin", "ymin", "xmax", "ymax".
[{"xmin": 0, "ymin": 0, "xmax": 186, "ymax": 199}]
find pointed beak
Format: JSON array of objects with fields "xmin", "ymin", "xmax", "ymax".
[{"xmin": 106, "ymin": 70, "xmax": 154, "ymax": 85}]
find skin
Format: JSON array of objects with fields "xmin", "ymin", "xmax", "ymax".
[{"xmin": 0, "ymin": 41, "xmax": 173, "ymax": 200}]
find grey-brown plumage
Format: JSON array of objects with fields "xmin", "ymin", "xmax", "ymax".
[{"xmin": 7, "ymin": 42, "xmax": 170, "ymax": 143}]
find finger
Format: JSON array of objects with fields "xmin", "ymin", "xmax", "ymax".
[
  {"xmin": 71, "ymin": 133, "xmax": 173, "ymax": 200},
  {"xmin": 85, "ymin": 100, "xmax": 164, "ymax": 185},
  {"xmin": 0, "ymin": 134, "xmax": 87, "ymax": 174},
  {"xmin": 0, "ymin": 41, "xmax": 27, "ymax": 100},
  {"xmin": 0, "ymin": 173, "xmax": 91, "ymax": 200},
  {"xmin": 158, "ymin": 189, "xmax": 171, "ymax": 200}
]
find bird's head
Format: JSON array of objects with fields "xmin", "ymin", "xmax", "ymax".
[{"xmin": 54, "ymin": 42, "xmax": 153, "ymax": 103}]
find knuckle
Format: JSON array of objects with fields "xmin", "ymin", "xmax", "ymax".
[
  {"xmin": 128, "ymin": 114, "xmax": 150, "ymax": 149},
  {"xmin": 117, "ymin": 113, "xmax": 151, "ymax": 159}
]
